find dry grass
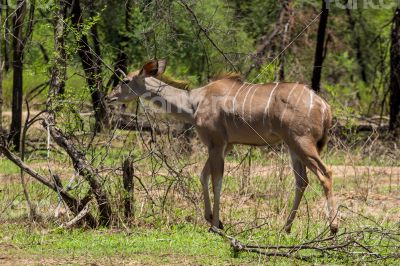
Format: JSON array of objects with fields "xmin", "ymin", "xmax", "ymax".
[{"xmin": 0, "ymin": 117, "xmax": 399, "ymax": 264}]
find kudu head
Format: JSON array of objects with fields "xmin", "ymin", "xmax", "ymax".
[{"xmin": 106, "ymin": 59, "xmax": 167, "ymax": 104}]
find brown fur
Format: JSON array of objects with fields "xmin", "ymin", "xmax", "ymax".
[
  {"xmin": 158, "ymin": 75, "xmax": 191, "ymax": 90},
  {"xmin": 211, "ymin": 72, "xmax": 243, "ymax": 82}
]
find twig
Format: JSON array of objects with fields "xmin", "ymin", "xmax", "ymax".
[
  {"xmin": 209, "ymin": 220, "xmax": 400, "ymax": 262},
  {"xmin": 0, "ymin": 143, "xmax": 97, "ymax": 227},
  {"xmin": 60, "ymin": 201, "xmax": 92, "ymax": 229},
  {"xmin": 178, "ymin": 0, "xmax": 238, "ymax": 72}
]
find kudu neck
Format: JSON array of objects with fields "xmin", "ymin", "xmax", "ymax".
[{"xmin": 140, "ymin": 77, "xmax": 195, "ymax": 124}]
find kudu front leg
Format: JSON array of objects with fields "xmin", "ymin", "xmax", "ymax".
[{"xmin": 209, "ymin": 146, "xmax": 225, "ymax": 230}]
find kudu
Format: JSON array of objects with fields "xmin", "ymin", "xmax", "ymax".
[{"xmin": 107, "ymin": 59, "xmax": 339, "ymax": 234}]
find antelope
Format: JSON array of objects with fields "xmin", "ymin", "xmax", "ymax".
[{"xmin": 107, "ymin": 59, "xmax": 339, "ymax": 234}]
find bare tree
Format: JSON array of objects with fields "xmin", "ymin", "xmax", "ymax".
[
  {"xmin": 389, "ymin": 8, "xmax": 400, "ymax": 135},
  {"xmin": 346, "ymin": 7, "xmax": 367, "ymax": 84},
  {"xmin": 109, "ymin": 0, "xmax": 134, "ymax": 88},
  {"xmin": 311, "ymin": 0, "xmax": 330, "ymax": 92},
  {"xmin": 45, "ymin": 0, "xmax": 112, "ymax": 226},
  {"xmin": 277, "ymin": 0, "xmax": 294, "ymax": 81},
  {"xmin": 244, "ymin": 1, "xmax": 293, "ymax": 79},
  {"xmin": 9, "ymin": 0, "xmax": 26, "ymax": 151},
  {"xmin": 0, "ymin": 0, "xmax": 3, "ymax": 133},
  {"xmin": 68, "ymin": 0, "xmax": 110, "ymax": 132},
  {"xmin": 3, "ymin": 0, "xmax": 10, "ymax": 73},
  {"xmin": 50, "ymin": 0, "xmax": 67, "ymax": 97}
]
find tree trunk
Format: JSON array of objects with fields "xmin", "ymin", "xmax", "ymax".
[
  {"xmin": 88, "ymin": 0, "xmax": 102, "ymax": 76},
  {"xmin": 110, "ymin": 0, "xmax": 133, "ymax": 88},
  {"xmin": 9, "ymin": 0, "xmax": 26, "ymax": 151},
  {"xmin": 69, "ymin": 0, "xmax": 110, "ymax": 132},
  {"xmin": 389, "ymin": 8, "xmax": 400, "ymax": 135},
  {"xmin": 277, "ymin": 0, "xmax": 293, "ymax": 82},
  {"xmin": 311, "ymin": 0, "xmax": 330, "ymax": 93},
  {"xmin": 244, "ymin": 1, "xmax": 292, "ymax": 79},
  {"xmin": 123, "ymin": 157, "xmax": 134, "ymax": 221},
  {"xmin": 49, "ymin": 0, "xmax": 67, "ymax": 98},
  {"xmin": 0, "ymin": 144, "xmax": 97, "ymax": 227},
  {"xmin": 44, "ymin": 123, "xmax": 113, "ymax": 226},
  {"xmin": 346, "ymin": 8, "xmax": 367, "ymax": 84},
  {"xmin": 3, "ymin": 0, "xmax": 10, "ymax": 72},
  {"xmin": 46, "ymin": 0, "xmax": 112, "ymax": 226},
  {"xmin": 0, "ymin": 1, "xmax": 3, "ymax": 132}
]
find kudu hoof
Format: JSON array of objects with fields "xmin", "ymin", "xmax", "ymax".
[
  {"xmin": 206, "ymin": 215, "xmax": 224, "ymax": 230},
  {"xmin": 217, "ymin": 220, "xmax": 224, "ymax": 230},
  {"xmin": 284, "ymin": 225, "xmax": 292, "ymax": 234},
  {"xmin": 209, "ymin": 223, "xmax": 224, "ymax": 234},
  {"xmin": 330, "ymin": 224, "xmax": 339, "ymax": 235},
  {"xmin": 208, "ymin": 221, "xmax": 224, "ymax": 233}
]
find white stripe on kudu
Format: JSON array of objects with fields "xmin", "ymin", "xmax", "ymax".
[
  {"xmin": 280, "ymin": 83, "xmax": 299, "ymax": 127},
  {"xmin": 320, "ymin": 98, "xmax": 327, "ymax": 127},
  {"xmin": 241, "ymin": 84, "xmax": 255, "ymax": 117},
  {"xmin": 247, "ymin": 84, "xmax": 261, "ymax": 120},
  {"xmin": 308, "ymin": 89, "xmax": 314, "ymax": 117},
  {"xmin": 232, "ymin": 82, "xmax": 250, "ymax": 114},
  {"xmin": 263, "ymin": 82, "xmax": 279, "ymax": 125}
]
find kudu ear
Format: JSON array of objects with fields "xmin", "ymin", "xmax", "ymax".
[{"xmin": 140, "ymin": 59, "xmax": 167, "ymax": 77}]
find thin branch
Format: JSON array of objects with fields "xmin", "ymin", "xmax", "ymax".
[
  {"xmin": 60, "ymin": 201, "xmax": 92, "ymax": 228},
  {"xmin": 178, "ymin": 0, "xmax": 238, "ymax": 72},
  {"xmin": 0, "ymin": 142, "xmax": 97, "ymax": 227}
]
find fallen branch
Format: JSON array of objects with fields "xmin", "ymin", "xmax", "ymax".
[
  {"xmin": 43, "ymin": 116, "xmax": 113, "ymax": 226},
  {"xmin": 209, "ymin": 224, "xmax": 400, "ymax": 262},
  {"xmin": 0, "ymin": 143, "xmax": 97, "ymax": 227},
  {"xmin": 60, "ymin": 201, "xmax": 92, "ymax": 229}
]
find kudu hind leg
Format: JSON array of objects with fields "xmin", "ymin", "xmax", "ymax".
[
  {"xmin": 284, "ymin": 151, "xmax": 308, "ymax": 233},
  {"xmin": 200, "ymin": 159, "xmax": 212, "ymax": 223},
  {"xmin": 201, "ymin": 144, "xmax": 232, "ymax": 229},
  {"xmin": 299, "ymin": 145, "xmax": 338, "ymax": 234}
]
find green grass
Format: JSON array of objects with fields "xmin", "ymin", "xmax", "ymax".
[
  {"xmin": 0, "ymin": 158, "xmax": 21, "ymax": 175},
  {"xmin": 1, "ymin": 220, "xmax": 398, "ymax": 265},
  {"xmin": 0, "ymin": 223, "xmax": 262, "ymax": 265},
  {"xmin": 1, "ymin": 130, "xmax": 399, "ymax": 265}
]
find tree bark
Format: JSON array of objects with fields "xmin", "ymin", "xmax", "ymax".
[
  {"xmin": 9, "ymin": 0, "xmax": 26, "ymax": 151},
  {"xmin": 277, "ymin": 0, "xmax": 294, "ymax": 82},
  {"xmin": 88, "ymin": 0, "xmax": 102, "ymax": 84},
  {"xmin": 0, "ymin": 1, "xmax": 3, "ymax": 132},
  {"xmin": 69, "ymin": 0, "xmax": 110, "ymax": 132},
  {"xmin": 43, "ymin": 122, "xmax": 113, "ymax": 226},
  {"xmin": 389, "ymin": 8, "xmax": 400, "ymax": 135},
  {"xmin": 3, "ymin": 0, "xmax": 10, "ymax": 72},
  {"xmin": 50, "ymin": 0, "xmax": 67, "ymax": 97},
  {"xmin": 123, "ymin": 157, "xmax": 134, "ymax": 221},
  {"xmin": 311, "ymin": 0, "xmax": 330, "ymax": 93},
  {"xmin": 345, "ymin": 8, "xmax": 367, "ymax": 84},
  {"xmin": 0, "ymin": 144, "xmax": 97, "ymax": 227},
  {"xmin": 109, "ymin": 0, "xmax": 133, "ymax": 88}
]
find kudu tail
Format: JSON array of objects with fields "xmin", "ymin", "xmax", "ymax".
[{"xmin": 316, "ymin": 103, "xmax": 332, "ymax": 154}]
